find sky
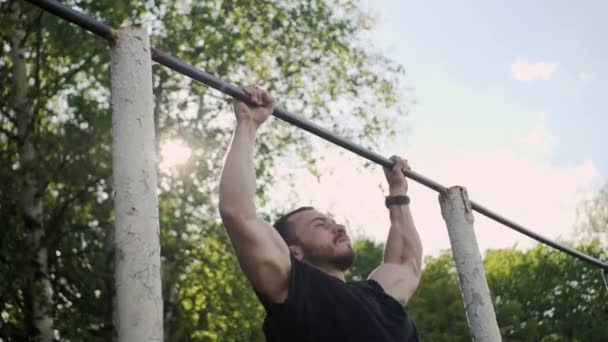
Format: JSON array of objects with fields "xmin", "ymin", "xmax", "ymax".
[
  {"xmin": 153, "ymin": 1, "xmax": 608, "ymax": 257},
  {"xmin": 262, "ymin": 0, "xmax": 607, "ymax": 257}
]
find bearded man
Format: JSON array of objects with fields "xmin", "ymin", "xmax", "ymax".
[{"xmin": 219, "ymin": 85, "xmax": 422, "ymax": 341}]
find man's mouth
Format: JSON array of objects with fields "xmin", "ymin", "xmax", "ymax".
[{"xmin": 334, "ymin": 234, "xmax": 350, "ymax": 244}]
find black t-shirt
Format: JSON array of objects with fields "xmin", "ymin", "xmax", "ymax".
[{"xmin": 256, "ymin": 257, "xmax": 421, "ymax": 341}]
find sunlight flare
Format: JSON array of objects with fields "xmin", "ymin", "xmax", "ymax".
[{"xmin": 159, "ymin": 139, "xmax": 192, "ymax": 173}]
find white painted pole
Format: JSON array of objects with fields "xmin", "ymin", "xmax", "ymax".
[
  {"xmin": 439, "ymin": 186, "xmax": 501, "ymax": 342},
  {"xmin": 110, "ymin": 27, "xmax": 163, "ymax": 341}
]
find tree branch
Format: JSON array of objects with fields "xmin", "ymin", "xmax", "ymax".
[
  {"xmin": 0, "ymin": 124, "xmax": 19, "ymax": 143},
  {"xmin": 30, "ymin": 51, "xmax": 100, "ymax": 136},
  {"xmin": 43, "ymin": 52, "xmax": 98, "ymax": 98},
  {"xmin": 44, "ymin": 169, "xmax": 111, "ymax": 248},
  {"xmin": 0, "ymin": 31, "xmax": 10, "ymax": 46},
  {"xmin": 22, "ymin": 11, "xmax": 43, "ymax": 46},
  {"xmin": 0, "ymin": 108, "xmax": 18, "ymax": 126},
  {"xmin": 1, "ymin": 0, "xmax": 15, "ymax": 46},
  {"xmin": 33, "ymin": 14, "xmax": 43, "ymax": 102}
]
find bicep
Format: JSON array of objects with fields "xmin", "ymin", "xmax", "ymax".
[
  {"xmin": 368, "ymin": 261, "xmax": 421, "ymax": 305},
  {"xmin": 221, "ymin": 214, "xmax": 291, "ymax": 303}
]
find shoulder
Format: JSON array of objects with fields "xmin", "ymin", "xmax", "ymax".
[
  {"xmin": 349, "ymin": 279, "xmax": 385, "ymax": 293},
  {"xmin": 348, "ymin": 279, "xmax": 409, "ymax": 317},
  {"xmin": 367, "ymin": 262, "xmax": 421, "ymax": 305},
  {"xmin": 256, "ymin": 256, "xmax": 332, "ymax": 309}
]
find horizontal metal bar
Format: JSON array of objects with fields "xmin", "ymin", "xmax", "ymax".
[
  {"xmin": 26, "ymin": 0, "xmax": 116, "ymax": 42},
  {"xmin": 24, "ymin": 0, "xmax": 608, "ymax": 272},
  {"xmin": 150, "ymin": 48, "xmax": 449, "ymax": 194},
  {"xmin": 471, "ymin": 201, "xmax": 608, "ymax": 269}
]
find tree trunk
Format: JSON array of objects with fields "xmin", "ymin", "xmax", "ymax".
[
  {"xmin": 103, "ymin": 221, "xmax": 116, "ymax": 341},
  {"xmin": 10, "ymin": 2, "xmax": 54, "ymax": 341}
]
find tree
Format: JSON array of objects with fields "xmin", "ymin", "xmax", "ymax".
[
  {"xmin": 1, "ymin": 0, "xmax": 130, "ymax": 339},
  {"xmin": 406, "ymin": 244, "xmax": 608, "ymax": 341},
  {"xmin": 346, "ymin": 239, "xmax": 385, "ymax": 282},
  {"xmin": 576, "ymin": 183, "xmax": 608, "ymax": 247},
  {"xmin": 484, "ymin": 183, "xmax": 608, "ymax": 341},
  {"xmin": 485, "ymin": 243, "xmax": 607, "ymax": 341},
  {"xmin": 1, "ymin": 0, "xmax": 407, "ymax": 340},
  {"xmin": 407, "ymin": 251, "xmax": 471, "ymax": 341}
]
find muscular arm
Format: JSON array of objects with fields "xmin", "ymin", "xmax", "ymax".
[
  {"xmin": 369, "ymin": 157, "xmax": 423, "ymax": 304},
  {"xmin": 218, "ymin": 87, "xmax": 290, "ymax": 303}
]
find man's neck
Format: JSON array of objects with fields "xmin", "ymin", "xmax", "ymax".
[{"xmin": 304, "ymin": 260, "xmax": 346, "ymax": 282}]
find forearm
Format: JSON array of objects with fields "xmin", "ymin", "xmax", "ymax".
[
  {"xmin": 373, "ymin": 156, "xmax": 422, "ymax": 303},
  {"xmin": 384, "ymin": 186, "xmax": 423, "ymax": 271},
  {"xmin": 219, "ymin": 120, "xmax": 259, "ymax": 220}
]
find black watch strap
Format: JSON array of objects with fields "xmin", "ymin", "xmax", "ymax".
[{"xmin": 385, "ymin": 195, "xmax": 410, "ymax": 208}]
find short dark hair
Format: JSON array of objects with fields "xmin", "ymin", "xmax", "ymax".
[{"xmin": 273, "ymin": 206, "xmax": 314, "ymax": 245}]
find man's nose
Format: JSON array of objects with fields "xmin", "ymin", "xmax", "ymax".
[{"xmin": 334, "ymin": 224, "xmax": 346, "ymax": 234}]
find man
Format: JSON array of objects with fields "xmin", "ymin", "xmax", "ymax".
[{"xmin": 219, "ymin": 85, "xmax": 422, "ymax": 341}]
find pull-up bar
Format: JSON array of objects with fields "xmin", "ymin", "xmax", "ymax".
[{"xmin": 25, "ymin": 0, "xmax": 608, "ymax": 274}]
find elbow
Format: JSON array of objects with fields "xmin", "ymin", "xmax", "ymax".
[
  {"xmin": 406, "ymin": 244, "xmax": 423, "ymax": 278},
  {"xmin": 407, "ymin": 260, "xmax": 422, "ymax": 300},
  {"xmin": 403, "ymin": 254, "xmax": 422, "ymax": 284},
  {"xmin": 219, "ymin": 201, "xmax": 255, "ymax": 226},
  {"xmin": 414, "ymin": 252, "xmax": 423, "ymax": 277},
  {"xmin": 219, "ymin": 202, "xmax": 239, "ymax": 224},
  {"xmin": 400, "ymin": 249, "xmax": 422, "ymax": 277},
  {"xmin": 415, "ymin": 249, "xmax": 423, "ymax": 276},
  {"xmin": 411, "ymin": 260, "xmax": 422, "ymax": 282},
  {"xmin": 413, "ymin": 266, "xmax": 422, "ymax": 286}
]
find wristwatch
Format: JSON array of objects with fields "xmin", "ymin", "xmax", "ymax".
[{"xmin": 385, "ymin": 195, "xmax": 410, "ymax": 208}]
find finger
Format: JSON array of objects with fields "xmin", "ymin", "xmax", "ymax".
[
  {"xmin": 386, "ymin": 155, "xmax": 398, "ymax": 171},
  {"xmin": 253, "ymin": 86, "xmax": 262, "ymax": 105},
  {"xmin": 392, "ymin": 156, "xmax": 403, "ymax": 172},
  {"xmin": 241, "ymin": 85, "xmax": 260, "ymax": 105},
  {"xmin": 393, "ymin": 156, "xmax": 409, "ymax": 174},
  {"xmin": 401, "ymin": 159, "xmax": 411, "ymax": 173},
  {"xmin": 261, "ymin": 90, "xmax": 274, "ymax": 107},
  {"xmin": 242, "ymin": 85, "xmax": 255, "ymax": 97},
  {"xmin": 244, "ymin": 85, "xmax": 262, "ymax": 105}
]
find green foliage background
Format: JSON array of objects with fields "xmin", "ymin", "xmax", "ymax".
[
  {"xmin": 1, "ymin": 0, "xmax": 405, "ymax": 340},
  {"xmin": 1, "ymin": 0, "xmax": 606, "ymax": 341}
]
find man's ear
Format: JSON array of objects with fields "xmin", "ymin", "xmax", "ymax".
[{"xmin": 289, "ymin": 245, "xmax": 304, "ymax": 261}]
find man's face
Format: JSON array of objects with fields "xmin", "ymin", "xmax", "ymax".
[{"xmin": 287, "ymin": 209, "xmax": 354, "ymax": 271}]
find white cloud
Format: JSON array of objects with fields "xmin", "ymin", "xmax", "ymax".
[
  {"xmin": 577, "ymin": 72, "xmax": 593, "ymax": 81},
  {"xmin": 511, "ymin": 59, "xmax": 560, "ymax": 81}
]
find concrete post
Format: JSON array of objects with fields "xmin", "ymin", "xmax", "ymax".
[
  {"xmin": 439, "ymin": 186, "xmax": 501, "ymax": 341},
  {"xmin": 110, "ymin": 26, "xmax": 163, "ymax": 341}
]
